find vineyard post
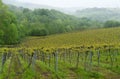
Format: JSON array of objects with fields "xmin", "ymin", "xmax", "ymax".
[
  {"xmin": 26, "ymin": 54, "xmax": 30, "ymax": 64},
  {"xmin": 114, "ymin": 49, "xmax": 118, "ymax": 62},
  {"xmin": 1, "ymin": 52, "xmax": 7, "ymax": 73},
  {"xmin": 54, "ymin": 50, "xmax": 58, "ymax": 72},
  {"xmin": 44, "ymin": 53, "xmax": 47, "ymax": 64},
  {"xmin": 59, "ymin": 50, "xmax": 62, "ymax": 61},
  {"xmin": 32, "ymin": 51, "xmax": 37, "ymax": 72},
  {"xmin": 63, "ymin": 49, "xmax": 66, "ymax": 63},
  {"xmin": 73, "ymin": 51, "xmax": 76, "ymax": 65},
  {"xmin": 105, "ymin": 50, "xmax": 109, "ymax": 62},
  {"xmin": 112, "ymin": 49, "xmax": 117, "ymax": 68},
  {"xmin": 48, "ymin": 53, "xmax": 51, "ymax": 67},
  {"xmin": 69, "ymin": 50, "xmax": 71, "ymax": 64},
  {"xmin": 41, "ymin": 51, "xmax": 44, "ymax": 62},
  {"xmin": 7, "ymin": 50, "xmax": 11, "ymax": 59},
  {"xmin": 76, "ymin": 52, "xmax": 80, "ymax": 68},
  {"xmin": 108, "ymin": 49, "xmax": 113, "ymax": 68},
  {"xmin": 84, "ymin": 51, "xmax": 88, "ymax": 71},
  {"xmin": 97, "ymin": 49, "xmax": 100, "ymax": 66},
  {"xmin": 115, "ymin": 49, "xmax": 118, "ymax": 68},
  {"xmin": 89, "ymin": 51, "xmax": 93, "ymax": 71},
  {"xmin": 40, "ymin": 51, "xmax": 42, "ymax": 61},
  {"xmin": 23, "ymin": 52, "xmax": 26, "ymax": 61},
  {"xmin": 37, "ymin": 50, "xmax": 40, "ymax": 60}
]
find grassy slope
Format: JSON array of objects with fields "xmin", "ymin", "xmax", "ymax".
[{"xmin": 21, "ymin": 27, "xmax": 120, "ymax": 48}]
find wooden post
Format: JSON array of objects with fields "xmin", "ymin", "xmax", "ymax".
[
  {"xmin": 89, "ymin": 51, "xmax": 93, "ymax": 71},
  {"xmin": 109, "ymin": 49, "xmax": 113, "ymax": 68},
  {"xmin": 64, "ymin": 49, "xmax": 66, "ymax": 63},
  {"xmin": 0, "ymin": 52, "xmax": 7, "ymax": 73},
  {"xmin": 76, "ymin": 52, "xmax": 80, "ymax": 68},
  {"xmin": 54, "ymin": 50, "xmax": 58, "ymax": 72},
  {"xmin": 32, "ymin": 51, "xmax": 37, "ymax": 72},
  {"xmin": 42, "ymin": 52, "xmax": 45, "ymax": 62},
  {"xmin": 48, "ymin": 53, "xmax": 51, "ymax": 67},
  {"xmin": 97, "ymin": 50, "xmax": 100, "ymax": 66},
  {"xmin": 84, "ymin": 51, "xmax": 88, "ymax": 71},
  {"xmin": 69, "ymin": 50, "xmax": 71, "ymax": 64}
]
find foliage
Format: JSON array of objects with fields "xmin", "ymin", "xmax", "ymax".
[
  {"xmin": 104, "ymin": 20, "xmax": 120, "ymax": 28},
  {"xmin": 30, "ymin": 28, "xmax": 48, "ymax": 36},
  {"xmin": 0, "ymin": 1, "xmax": 19, "ymax": 45},
  {"xmin": 8, "ymin": 5, "xmax": 102, "ymax": 36}
]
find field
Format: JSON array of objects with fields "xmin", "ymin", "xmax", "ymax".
[{"xmin": 0, "ymin": 27, "xmax": 120, "ymax": 79}]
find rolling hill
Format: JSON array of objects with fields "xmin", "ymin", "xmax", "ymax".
[
  {"xmin": 3, "ymin": 0, "xmax": 120, "ymax": 22},
  {"xmin": 74, "ymin": 8, "xmax": 120, "ymax": 22},
  {"xmin": 20, "ymin": 27, "xmax": 120, "ymax": 48}
]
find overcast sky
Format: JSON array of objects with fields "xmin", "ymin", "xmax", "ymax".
[{"xmin": 7, "ymin": 0, "xmax": 120, "ymax": 8}]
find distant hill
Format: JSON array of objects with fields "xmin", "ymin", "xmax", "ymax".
[
  {"xmin": 3, "ymin": 0, "xmax": 120, "ymax": 21},
  {"xmin": 2, "ymin": 0, "xmax": 57, "ymax": 10},
  {"xmin": 74, "ymin": 8, "xmax": 120, "ymax": 22},
  {"xmin": 2, "ymin": 0, "xmax": 83, "ymax": 14}
]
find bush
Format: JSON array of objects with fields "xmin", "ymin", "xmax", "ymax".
[
  {"xmin": 104, "ymin": 20, "xmax": 120, "ymax": 28},
  {"xmin": 30, "ymin": 28, "xmax": 49, "ymax": 36}
]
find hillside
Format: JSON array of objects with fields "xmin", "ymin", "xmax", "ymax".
[
  {"xmin": 74, "ymin": 8, "xmax": 120, "ymax": 22},
  {"xmin": 20, "ymin": 27, "xmax": 120, "ymax": 48},
  {"xmin": 8, "ymin": 5, "xmax": 102, "ymax": 37}
]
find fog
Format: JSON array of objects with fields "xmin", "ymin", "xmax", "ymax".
[{"xmin": 6, "ymin": 0, "xmax": 120, "ymax": 8}]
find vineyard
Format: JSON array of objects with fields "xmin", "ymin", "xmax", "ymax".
[
  {"xmin": 0, "ymin": 27, "xmax": 120, "ymax": 79},
  {"xmin": 20, "ymin": 27, "xmax": 120, "ymax": 48}
]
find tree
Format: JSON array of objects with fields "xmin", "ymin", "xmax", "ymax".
[
  {"xmin": 30, "ymin": 28, "xmax": 48, "ymax": 36},
  {"xmin": 0, "ymin": 0, "xmax": 2, "ymax": 7},
  {"xmin": 4, "ymin": 23, "xmax": 18, "ymax": 44},
  {"xmin": 0, "ymin": 3, "xmax": 19, "ymax": 45},
  {"xmin": 104, "ymin": 20, "xmax": 120, "ymax": 28},
  {"xmin": 0, "ymin": 30, "xmax": 4, "ymax": 44}
]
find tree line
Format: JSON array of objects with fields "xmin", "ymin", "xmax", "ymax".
[
  {"xmin": 9, "ymin": 5, "xmax": 102, "ymax": 36},
  {"xmin": 0, "ymin": 1, "xmax": 18, "ymax": 45}
]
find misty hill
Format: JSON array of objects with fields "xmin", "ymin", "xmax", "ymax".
[
  {"xmin": 3, "ymin": 0, "xmax": 120, "ymax": 22},
  {"xmin": 2, "ymin": 0, "xmax": 57, "ymax": 10},
  {"xmin": 74, "ymin": 8, "xmax": 120, "ymax": 22},
  {"xmin": 2, "ymin": 0, "xmax": 79, "ymax": 14},
  {"xmin": 7, "ymin": 5, "xmax": 103, "ymax": 37}
]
